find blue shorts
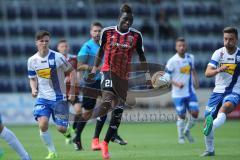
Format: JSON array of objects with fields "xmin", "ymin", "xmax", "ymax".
[
  {"xmin": 33, "ymin": 98, "xmax": 69, "ymax": 127},
  {"xmin": 205, "ymin": 92, "xmax": 240, "ymax": 119},
  {"xmin": 0, "ymin": 114, "xmax": 2, "ymax": 125},
  {"xmin": 173, "ymin": 93, "xmax": 199, "ymax": 116}
]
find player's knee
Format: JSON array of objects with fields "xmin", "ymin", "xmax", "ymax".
[
  {"xmin": 38, "ymin": 119, "xmax": 49, "ymax": 131},
  {"xmin": 82, "ymin": 110, "xmax": 93, "ymax": 120},
  {"xmin": 190, "ymin": 111, "xmax": 199, "ymax": 118},
  {"xmin": 221, "ymin": 101, "xmax": 235, "ymax": 114},
  {"xmin": 57, "ymin": 126, "xmax": 67, "ymax": 133}
]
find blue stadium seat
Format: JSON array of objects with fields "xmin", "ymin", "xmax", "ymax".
[
  {"xmin": 0, "ymin": 26, "xmax": 5, "ymax": 38},
  {"xmin": 135, "ymin": 6, "xmax": 151, "ymax": 17},
  {"xmin": 0, "ymin": 45, "xmax": 8, "ymax": 57},
  {"xmin": 14, "ymin": 62, "xmax": 27, "ymax": 76},
  {"xmin": 37, "ymin": 7, "xmax": 62, "ymax": 19},
  {"xmin": 144, "ymin": 43, "xmax": 157, "ymax": 53},
  {"xmin": 66, "ymin": 7, "xmax": 87, "ymax": 19},
  {"xmin": 183, "ymin": 6, "xmax": 195, "ymax": 16},
  {"xmin": 71, "ymin": 44, "xmax": 81, "ymax": 54},
  {"xmin": 23, "ymin": 44, "xmax": 37, "ymax": 56},
  {"xmin": 209, "ymin": 5, "xmax": 222, "ymax": 16},
  {"xmin": 0, "ymin": 81, "xmax": 12, "ymax": 92},
  {"xmin": 20, "ymin": 6, "xmax": 33, "ymax": 19},
  {"xmin": 16, "ymin": 80, "xmax": 29, "ymax": 92},
  {"xmin": 0, "ymin": 63, "xmax": 10, "ymax": 76},
  {"xmin": 11, "ymin": 44, "xmax": 23, "ymax": 57},
  {"xmin": 22, "ymin": 25, "xmax": 35, "ymax": 37},
  {"xmin": 9, "ymin": 25, "xmax": 21, "ymax": 36},
  {"xmin": 69, "ymin": 25, "xmax": 80, "ymax": 37},
  {"xmin": 7, "ymin": 6, "xmax": 17, "ymax": 19},
  {"xmin": 189, "ymin": 42, "xmax": 200, "ymax": 52},
  {"xmin": 96, "ymin": 6, "xmax": 118, "ymax": 19},
  {"xmin": 50, "ymin": 25, "xmax": 65, "ymax": 37}
]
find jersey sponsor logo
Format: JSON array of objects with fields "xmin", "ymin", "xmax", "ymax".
[
  {"xmin": 110, "ymin": 41, "xmax": 132, "ymax": 49},
  {"xmin": 36, "ymin": 68, "xmax": 51, "ymax": 79},
  {"xmin": 41, "ymin": 60, "xmax": 47, "ymax": 63},
  {"xmin": 220, "ymin": 63, "xmax": 237, "ymax": 75},
  {"xmin": 180, "ymin": 65, "xmax": 191, "ymax": 74}
]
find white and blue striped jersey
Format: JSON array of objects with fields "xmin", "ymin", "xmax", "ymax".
[
  {"xmin": 27, "ymin": 49, "xmax": 72, "ymax": 101},
  {"xmin": 165, "ymin": 53, "xmax": 196, "ymax": 98},
  {"xmin": 208, "ymin": 47, "xmax": 240, "ymax": 94}
]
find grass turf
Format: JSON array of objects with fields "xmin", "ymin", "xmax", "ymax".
[{"xmin": 0, "ymin": 121, "xmax": 239, "ymax": 160}]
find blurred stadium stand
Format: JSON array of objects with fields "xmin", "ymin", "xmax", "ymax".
[{"xmin": 0, "ymin": 0, "xmax": 239, "ymax": 92}]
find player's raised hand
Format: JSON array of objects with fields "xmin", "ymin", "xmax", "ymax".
[{"xmin": 31, "ymin": 89, "xmax": 38, "ymax": 97}]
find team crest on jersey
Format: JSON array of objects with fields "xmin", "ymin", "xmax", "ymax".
[
  {"xmin": 127, "ymin": 36, "xmax": 134, "ymax": 47},
  {"xmin": 49, "ymin": 59, "xmax": 55, "ymax": 65},
  {"xmin": 236, "ymin": 56, "xmax": 240, "ymax": 62}
]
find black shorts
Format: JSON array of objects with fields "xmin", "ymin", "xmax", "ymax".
[
  {"xmin": 67, "ymin": 96, "xmax": 80, "ymax": 105},
  {"xmin": 82, "ymin": 79, "xmax": 101, "ymax": 110},
  {"xmin": 101, "ymin": 71, "xmax": 128, "ymax": 101}
]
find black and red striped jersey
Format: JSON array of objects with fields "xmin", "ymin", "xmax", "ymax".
[{"xmin": 100, "ymin": 26, "xmax": 144, "ymax": 80}]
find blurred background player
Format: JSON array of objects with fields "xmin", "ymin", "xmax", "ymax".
[
  {"xmin": 57, "ymin": 39, "xmax": 81, "ymax": 145},
  {"xmin": 27, "ymin": 31, "xmax": 73, "ymax": 159},
  {"xmin": 74, "ymin": 22, "xmax": 127, "ymax": 151},
  {"xmin": 165, "ymin": 37, "xmax": 199, "ymax": 144},
  {"xmin": 89, "ymin": 4, "xmax": 151, "ymax": 159},
  {"xmin": 0, "ymin": 114, "xmax": 31, "ymax": 160},
  {"xmin": 202, "ymin": 27, "xmax": 240, "ymax": 156}
]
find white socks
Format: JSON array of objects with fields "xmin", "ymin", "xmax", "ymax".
[
  {"xmin": 0, "ymin": 126, "xmax": 30, "ymax": 159},
  {"xmin": 40, "ymin": 130, "xmax": 56, "ymax": 153},
  {"xmin": 177, "ymin": 119, "xmax": 185, "ymax": 139},
  {"xmin": 213, "ymin": 112, "xmax": 226, "ymax": 130},
  {"xmin": 205, "ymin": 130, "xmax": 214, "ymax": 152},
  {"xmin": 184, "ymin": 117, "xmax": 197, "ymax": 132},
  {"xmin": 205, "ymin": 112, "xmax": 226, "ymax": 152}
]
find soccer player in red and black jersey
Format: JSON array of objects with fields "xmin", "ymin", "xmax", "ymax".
[
  {"xmin": 57, "ymin": 39, "xmax": 81, "ymax": 144},
  {"xmin": 90, "ymin": 4, "xmax": 151, "ymax": 159}
]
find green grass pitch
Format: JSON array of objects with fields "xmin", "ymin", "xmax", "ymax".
[{"xmin": 0, "ymin": 121, "xmax": 239, "ymax": 160}]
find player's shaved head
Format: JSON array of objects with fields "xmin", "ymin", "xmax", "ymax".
[
  {"xmin": 223, "ymin": 27, "xmax": 238, "ymax": 40},
  {"xmin": 35, "ymin": 30, "xmax": 50, "ymax": 40}
]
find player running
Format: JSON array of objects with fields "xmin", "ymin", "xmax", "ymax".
[
  {"xmin": 165, "ymin": 37, "xmax": 199, "ymax": 144},
  {"xmin": 202, "ymin": 27, "xmax": 240, "ymax": 156},
  {"xmin": 0, "ymin": 114, "xmax": 31, "ymax": 160},
  {"xmin": 27, "ymin": 31, "xmax": 73, "ymax": 159},
  {"xmin": 89, "ymin": 4, "xmax": 151, "ymax": 159},
  {"xmin": 74, "ymin": 22, "xmax": 127, "ymax": 151},
  {"xmin": 57, "ymin": 39, "xmax": 81, "ymax": 145}
]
